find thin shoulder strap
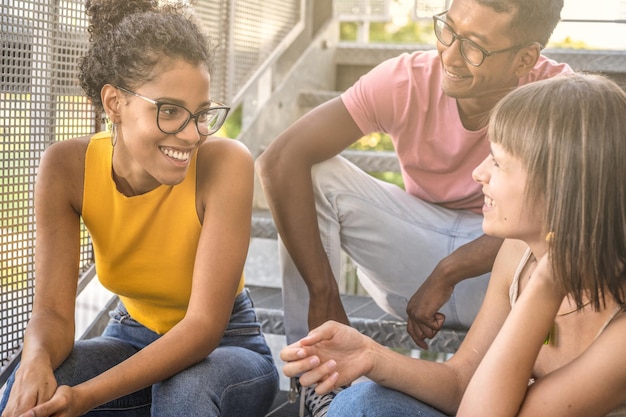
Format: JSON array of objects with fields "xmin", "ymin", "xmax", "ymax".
[
  {"xmin": 509, "ymin": 248, "xmax": 533, "ymax": 307},
  {"xmin": 594, "ymin": 304, "xmax": 625, "ymax": 341}
]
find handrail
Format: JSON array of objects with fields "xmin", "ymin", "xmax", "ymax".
[{"xmin": 230, "ymin": 0, "xmax": 307, "ymax": 108}]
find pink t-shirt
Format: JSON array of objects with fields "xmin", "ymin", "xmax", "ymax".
[{"xmin": 341, "ymin": 50, "xmax": 571, "ymax": 213}]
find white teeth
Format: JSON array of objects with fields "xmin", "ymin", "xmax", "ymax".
[
  {"xmin": 485, "ymin": 196, "xmax": 495, "ymax": 207},
  {"xmin": 161, "ymin": 147, "xmax": 190, "ymax": 162},
  {"xmin": 446, "ymin": 69, "xmax": 465, "ymax": 79}
]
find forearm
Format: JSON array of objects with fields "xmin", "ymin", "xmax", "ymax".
[
  {"xmin": 257, "ymin": 155, "xmax": 337, "ymax": 293},
  {"xmin": 436, "ymin": 234, "xmax": 503, "ymax": 286},
  {"xmin": 457, "ymin": 277, "xmax": 562, "ymax": 416},
  {"xmin": 21, "ymin": 311, "xmax": 75, "ymax": 371},
  {"xmin": 367, "ymin": 343, "xmax": 467, "ymax": 415},
  {"xmin": 73, "ymin": 317, "xmax": 223, "ymax": 413}
]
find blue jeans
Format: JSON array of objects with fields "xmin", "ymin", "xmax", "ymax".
[
  {"xmin": 328, "ymin": 381, "xmax": 451, "ymax": 416},
  {"xmin": 1, "ymin": 289, "xmax": 279, "ymax": 416}
]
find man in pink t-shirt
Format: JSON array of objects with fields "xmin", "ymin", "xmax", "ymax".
[{"xmin": 257, "ymin": 0, "xmax": 570, "ymax": 411}]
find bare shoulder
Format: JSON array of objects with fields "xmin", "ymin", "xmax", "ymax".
[
  {"xmin": 195, "ymin": 138, "xmax": 254, "ymax": 200},
  {"xmin": 492, "ymin": 239, "xmax": 528, "ymax": 284},
  {"xmin": 196, "ymin": 137, "xmax": 253, "ymax": 175},
  {"xmin": 37, "ymin": 135, "xmax": 90, "ymax": 212},
  {"xmin": 40, "ymin": 135, "xmax": 90, "ymax": 169},
  {"xmin": 194, "ymin": 137, "xmax": 254, "ymax": 221}
]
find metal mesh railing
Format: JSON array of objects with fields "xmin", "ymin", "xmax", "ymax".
[
  {"xmin": 1, "ymin": 0, "xmax": 94, "ymax": 378},
  {"xmin": 195, "ymin": 0, "xmax": 304, "ymax": 104},
  {"xmin": 1, "ymin": 0, "xmax": 305, "ymax": 380}
]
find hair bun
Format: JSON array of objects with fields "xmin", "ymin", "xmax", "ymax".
[{"xmin": 85, "ymin": 0, "xmax": 158, "ymax": 40}]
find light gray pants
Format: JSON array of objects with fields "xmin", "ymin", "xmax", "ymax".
[{"xmin": 281, "ymin": 156, "xmax": 489, "ymax": 344}]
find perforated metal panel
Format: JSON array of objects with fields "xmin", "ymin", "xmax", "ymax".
[
  {"xmin": 1, "ymin": 0, "xmax": 305, "ymax": 380},
  {"xmin": 195, "ymin": 0, "xmax": 304, "ymax": 103},
  {"xmin": 1, "ymin": 0, "xmax": 94, "ymax": 378}
]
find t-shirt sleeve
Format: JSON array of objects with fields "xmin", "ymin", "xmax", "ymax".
[
  {"xmin": 340, "ymin": 53, "xmax": 413, "ymax": 136},
  {"xmin": 522, "ymin": 55, "xmax": 573, "ymax": 84}
]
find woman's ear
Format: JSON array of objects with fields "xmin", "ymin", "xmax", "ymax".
[
  {"xmin": 514, "ymin": 43, "xmax": 542, "ymax": 78},
  {"xmin": 101, "ymin": 84, "xmax": 122, "ymax": 123}
]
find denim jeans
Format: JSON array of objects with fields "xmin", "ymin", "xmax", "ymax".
[
  {"xmin": 1, "ymin": 289, "xmax": 279, "ymax": 417},
  {"xmin": 282, "ymin": 156, "xmax": 490, "ymax": 343},
  {"xmin": 328, "ymin": 381, "xmax": 451, "ymax": 416}
]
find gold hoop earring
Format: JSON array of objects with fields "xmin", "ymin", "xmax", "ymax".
[{"xmin": 110, "ymin": 123, "xmax": 118, "ymax": 147}]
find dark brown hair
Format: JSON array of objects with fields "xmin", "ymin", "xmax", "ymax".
[{"xmin": 79, "ymin": 0, "xmax": 214, "ymax": 111}]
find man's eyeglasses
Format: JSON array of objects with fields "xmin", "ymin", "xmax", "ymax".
[
  {"xmin": 432, "ymin": 11, "xmax": 528, "ymax": 67},
  {"xmin": 115, "ymin": 86, "xmax": 230, "ymax": 136}
]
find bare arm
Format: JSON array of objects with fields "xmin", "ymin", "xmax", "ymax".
[
  {"xmin": 458, "ymin": 253, "xmax": 626, "ymax": 417},
  {"xmin": 15, "ymin": 139, "xmax": 254, "ymax": 417},
  {"xmin": 282, "ymin": 239, "xmax": 523, "ymax": 415},
  {"xmin": 256, "ymin": 97, "xmax": 364, "ymax": 330},
  {"xmin": 407, "ymin": 234, "xmax": 504, "ymax": 348},
  {"xmin": 72, "ymin": 139, "xmax": 254, "ymax": 412},
  {"xmin": 3, "ymin": 139, "xmax": 87, "ymax": 416}
]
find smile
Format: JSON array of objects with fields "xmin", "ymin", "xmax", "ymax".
[
  {"xmin": 445, "ymin": 69, "xmax": 470, "ymax": 79},
  {"xmin": 160, "ymin": 147, "xmax": 191, "ymax": 162},
  {"xmin": 484, "ymin": 196, "xmax": 495, "ymax": 207}
]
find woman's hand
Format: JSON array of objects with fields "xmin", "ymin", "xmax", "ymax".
[
  {"xmin": 280, "ymin": 321, "xmax": 375, "ymax": 394},
  {"xmin": 2, "ymin": 362, "xmax": 57, "ymax": 417},
  {"xmin": 14, "ymin": 385, "xmax": 87, "ymax": 417}
]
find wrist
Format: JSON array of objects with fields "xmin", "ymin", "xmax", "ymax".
[
  {"xmin": 74, "ymin": 382, "xmax": 100, "ymax": 415},
  {"xmin": 307, "ymin": 276, "xmax": 340, "ymax": 298},
  {"xmin": 431, "ymin": 257, "xmax": 465, "ymax": 286},
  {"xmin": 366, "ymin": 339, "xmax": 392, "ymax": 381}
]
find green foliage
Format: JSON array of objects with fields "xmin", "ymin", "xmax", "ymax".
[
  {"xmin": 220, "ymin": 104, "xmax": 242, "ymax": 139},
  {"xmin": 348, "ymin": 133, "xmax": 404, "ymax": 189},
  {"xmin": 369, "ymin": 20, "xmax": 433, "ymax": 44},
  {"xmin": 340, "ymin": 12, "xmax": 436, "ymax": 45},
  {"xmin": 350, "ymin": 132, "xmax": 394, "ymax": 151},
  {"xmin": 549, "ymin": 36, "xmax": 590, "ymax": 49},
  {"xmin": 340, "ymin": 22, "xmax": 359, "ymax": 42}
]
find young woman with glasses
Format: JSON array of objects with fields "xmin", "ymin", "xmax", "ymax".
[
  {"xmin": 0, "ymin": 1, "xmax": 278, "ymax": 416},
  {"xmin": 281, "ymin": 73, "xmax": 626, "ymax": 417}
]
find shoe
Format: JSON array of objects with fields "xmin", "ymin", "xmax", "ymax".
[{"xmin": 303, "ymin": 385, "xmax": 344, "ymax": 417}]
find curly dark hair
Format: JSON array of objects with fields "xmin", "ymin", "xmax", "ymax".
[{"xmin": 79, "ymin": 0, "xmax": 215, "ymax": 112}]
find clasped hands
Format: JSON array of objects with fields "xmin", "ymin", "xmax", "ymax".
[{"xmin": 280, "ymin": 321, "xmax": 375, "ymax": 395}]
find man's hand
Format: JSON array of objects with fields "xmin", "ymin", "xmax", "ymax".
[
  {"xmin": 406, "ymin": 270, "xmax": 452, "ymax": 349},
  {"xmin": 406, "ymin": 235, "xmax": 504, "ymax": 349}
]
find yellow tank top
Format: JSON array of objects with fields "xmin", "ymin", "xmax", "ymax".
[{"xmin": 82, "ymin": 132, "xmax": 244, "ymax": 334}]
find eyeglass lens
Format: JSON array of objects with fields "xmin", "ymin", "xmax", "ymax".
[
  {"xmin": 156, "ymin": 103, "xmax": 227, "ymax": 136},
  {"xmin": 434, "ymin": 18, "xmax": 485, "ymax": 66}
]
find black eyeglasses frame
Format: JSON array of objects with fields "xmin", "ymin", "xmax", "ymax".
[
  {"xmin": 432, "ymin": 11, "xmax": 534, "ymax": 67},
  {"xmin": 115, "ymin": 86, "xmax": 230, "ymax": 136}
]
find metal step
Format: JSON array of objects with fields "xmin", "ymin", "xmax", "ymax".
[{"xmin": 249, "ymin": 285, "xmax": 466, "ymax": 354}]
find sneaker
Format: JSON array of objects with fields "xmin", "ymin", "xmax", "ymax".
[{"xmin": 303, "ymin": 385, "xmax": 344, "ymax": 417}]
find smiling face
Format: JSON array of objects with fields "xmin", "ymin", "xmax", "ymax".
[
  {"xmin": 107, "ymin": 60, "xmax": 212, "ymax": 195},
  {"xmin": 437, "ymin": 0, "xmax": 523, "ymax": 101},
  {"xmin": 472, "ymin": 143, "xmax": 544, "ymax": 243}
]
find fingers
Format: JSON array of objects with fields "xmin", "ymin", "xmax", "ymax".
[
  {"xmin": 407, "ymin": 313, "xmax": 446, "ymax": 349},
  {"xmin": 279, "ymin": 344, "xmax": 306, "ymax": 362},
  {"xmin": 298, "ymin": 360, "xmax": 338, "ymax": 392},
  {"xmin": 311, "ymin": 371, "xmax": 340, "ymax": 395},
  {"xmin": 408, "ymin": 324, "xmax": 429, "ymax": 350},
  {"xmin": 282, "ymin": 353, "xmax": 321, "ymax": 378}
]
